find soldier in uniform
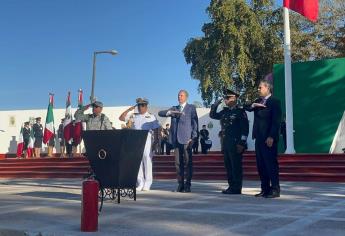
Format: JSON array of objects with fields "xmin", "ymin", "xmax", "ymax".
[
  {"xmin": 32, "ymin": 117, "xmax": 43, "ymax": 158},
  {"xmin": 74, "ymin": 101, "xmax": 112, "ymax": 130},
  {"xmin": 23, "ymin": 122, "xmax": 31, "ymax": 158},
  {"xmin": 119, "ymin": 98, "xmax": 160, "ymax": 191},
  {"xmin": 58, "ymin": 118, "xmax": 65, "ymax": 157},
  {"xmin": 200, "ymin": 125, "xmax": 210, "ymax": 154},
  {"xmin": 210, "ymin": 88, "xmax": 249, "ymax": 194}
]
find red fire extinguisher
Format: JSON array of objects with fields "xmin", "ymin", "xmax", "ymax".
[{"xmin": 81, "ymin": 179, "xmax": 99, "ymax": 232}]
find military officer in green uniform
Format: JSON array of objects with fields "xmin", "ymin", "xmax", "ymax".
[
  {"xmin": 210, "ymin": 88, "xmax": 249, "ymax": 194},
  {"xmin": 74, "ymin": 101, "xmax": 112, "ymax": 130}
]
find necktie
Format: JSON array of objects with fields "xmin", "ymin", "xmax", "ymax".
[{"xmin": 179, "ymin": 105, "xmax": 183, "ymax": 112}]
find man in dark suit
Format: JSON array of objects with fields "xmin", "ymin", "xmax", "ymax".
[
  {"xmin": 158, "ymin": 90, "xmax": 198, "ymax": 192},
  {"xmin": 245, "ymin": 79, "xmax": 282, "ymax": 198}
]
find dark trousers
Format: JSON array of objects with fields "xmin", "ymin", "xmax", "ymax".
[
  {"xmin": 174, "ymin": 142, "xmax": 193, "ymax": 186},
  {"xmin": 192, "ymin": 139, "xmax": 199, "ymax": 154},
  {"xmin": 66, "ymin": 143, "xmax": 73, "ymax": 155},
  {"xmin": 255, "ymin": 139, "xmax": 280, "ymax": 193},
  {"xmin": 160, "ymin": 140, "xmax": 171, "ymax": 155},
  {"xmin": 223, "ymin": 141, "xmax": 243, "ymax": 191},
  {"xmin": 200, "ymin": 139, "xmax": 208, "ymax": 154}
]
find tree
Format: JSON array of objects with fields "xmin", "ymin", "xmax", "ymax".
[
  {"xmin": 184, "ymin": 0, "xmax": 272, "ymax": 104},
  {"xmin": 184, "ymin": 0, "xmax": 345, "ymax": 105}
]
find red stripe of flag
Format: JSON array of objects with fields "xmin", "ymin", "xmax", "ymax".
[{"xmin": 284, "ymin": 0, "xmax": 318, "ymax": 22}]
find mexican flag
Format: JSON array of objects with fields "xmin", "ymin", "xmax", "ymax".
[
  {"xmin": 16, "ymin": 125, "xmax": 24, "ymax": 157},
  {"xmin": 63, "ymin": 92, "xmax": 73, "ymax": 144},
  {"xmin": 283, "ymin": 0, "xmax": 318, "ymax": 22},
  {"xmin": 27, "ymin": 127, "xmax": 35, "ymax": 157},
  {"xmin": 73, "ymin": 89, "xmax": 83, "ymax": 145},
  {"xmin": 43, "ymin": 94, "xmax": 55, "ymax": 144}
]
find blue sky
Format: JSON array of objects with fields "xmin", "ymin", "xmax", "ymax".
[
  {"xmin": 0, "ymin": 0, "xmax": 210, "ymax": 110},
  {"xmin": 1, "ymin": 0, "xmax": 284, "ymax": 110}
]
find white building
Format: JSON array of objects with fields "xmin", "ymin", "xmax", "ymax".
[{"xmin": 0, "ymin": 106, "xmax": 255, "ymax": 155}]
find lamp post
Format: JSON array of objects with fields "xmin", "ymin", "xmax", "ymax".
[{"xmin": 90, "ymin": 50, "xmax": 118, "ymax": 103}]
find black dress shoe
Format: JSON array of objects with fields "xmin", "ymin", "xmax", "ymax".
[
  {"xmin": 255, "ymin": 191, "xmax": 268, "ymax": 197},
  {"xmin": 228, "ymin": 190, "xmax": 241, "ymax": 194},
  {"xmin": 184, "ymin": 185, "xmax": 191, "ymax": 193},
  {"xmin": 176, "ymin": 185, "xmax": 184, "ymax": 192},
  {"xmin": 264, "ymin": 190, "xmax": 280, "ymax": 198},
  {"xmin": 222, "ymin": 188, "xmax": 241, "ymax": 194},
  {"xmin": 222, "ymin": 187, "xmax": 231, "ymax": 194}
]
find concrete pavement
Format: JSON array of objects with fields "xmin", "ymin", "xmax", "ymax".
[{"xmin": 0, "ymin": 179, "xmax": 344, "ymax": 236}]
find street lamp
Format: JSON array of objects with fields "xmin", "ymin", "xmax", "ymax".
[{"xmin": 90, "ymin": 50, "xmax": 118, "ymax": 103}]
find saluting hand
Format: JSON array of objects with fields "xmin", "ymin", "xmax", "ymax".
[
  {"xmin": 83, "ymin": 104, "xmax": 91, "ymax": 110},
  {"xmin": 128, "ymin": 105, "xmax": 136, "ymax": 111}
]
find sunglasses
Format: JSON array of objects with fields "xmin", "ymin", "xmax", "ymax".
[{"xmin": 138, "ymin": 103, "xmax": 147, "ymax": 107}]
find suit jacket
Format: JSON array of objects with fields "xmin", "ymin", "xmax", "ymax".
[
  {"xmin": 158, "ymin": 103, "xmax": 198, "ymax": 147},
  {"xmin": 244, "ymin": 96, "xmax": 282, "ymax": 141}
]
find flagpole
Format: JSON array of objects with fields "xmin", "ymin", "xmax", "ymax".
[{"xmin": 283, "ymin": 7, "xmax": 296, "ymax": 154}]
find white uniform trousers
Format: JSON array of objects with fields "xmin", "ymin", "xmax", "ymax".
[{"xmin": 137, "ymin": 135, "xmax": 153, "ymax": 190}]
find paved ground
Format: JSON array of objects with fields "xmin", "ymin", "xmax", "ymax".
[{"xmin": 0, "ymin": 179, "xmax": 344, "ymax": 236}]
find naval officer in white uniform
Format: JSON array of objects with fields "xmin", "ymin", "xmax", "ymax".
[{"xmin": 119, "ymin": 98, "xmax": 160, "ymax": 191}]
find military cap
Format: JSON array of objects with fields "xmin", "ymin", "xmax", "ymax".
[
  {"xmin": 24, "ymin": 121, "xmax": 30, "ymax": 125},
  {"xmin": 136, "ymin": 97, "xmax": 149, "ymax": 105},
  {"xmin": 92, "ymin": 101, "xmax": 103, "ymax": 108},
  {"xmin": 35, "ymin": 117, "xmax": 41, "ymax": 121},
  {"xmin": 223, "ymin": 87, "xmax": 239, "ymax": 97}
]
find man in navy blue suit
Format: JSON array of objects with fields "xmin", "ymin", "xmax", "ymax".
[
  {"xmin": 158, "ymin": 90, "xmax": 198, "ymax": 192},
  {"xmin": 245, "ymin": 79, "xmax": 282, "ymax": 198}
]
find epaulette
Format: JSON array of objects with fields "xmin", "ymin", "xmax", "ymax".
[{"xmin": 145, "ymin": 113, "xmax": 153, "ymax": 118}]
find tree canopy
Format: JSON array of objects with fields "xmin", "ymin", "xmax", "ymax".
[{"xmin": 184, "ymin": 0, "xmax": 345, "ymax": 105}]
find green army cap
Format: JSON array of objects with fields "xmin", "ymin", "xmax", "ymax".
[
  {"xmin": 136, "ymin": 97, "xmax": 149, "ymax": 105},
  {"xmin": 92, "ymin": 101, "xmax": 103, "ymax": 108},
  {"xmin": 223, "ymin": 87, "xmax": 239, "ymax": 97},
  {"xmin": 24, "ymin": 121, "xmax": 30, "ymax": 125}
]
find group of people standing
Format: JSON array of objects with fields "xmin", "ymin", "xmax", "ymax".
[
  {"xmin": 57, "ymin": 118, "xmax": 83, "ymax": 158},
  {"xmin": 21, "ymin": 117, "xmax": 46, "ymax": 158},
  {"xmin": 210, "ymin": 79, "xmax": 282, "ymax": 198},
  {"xmin": 19, "ymin": 117, "xmax": 83, "ymax": 159},
  {"xmin": 157, "ymin": 80, "xmax": 281, "ymax": 198},
  {"xmin": 67, "ymin": 81, "xmax": 282, "ymax": 198}
]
